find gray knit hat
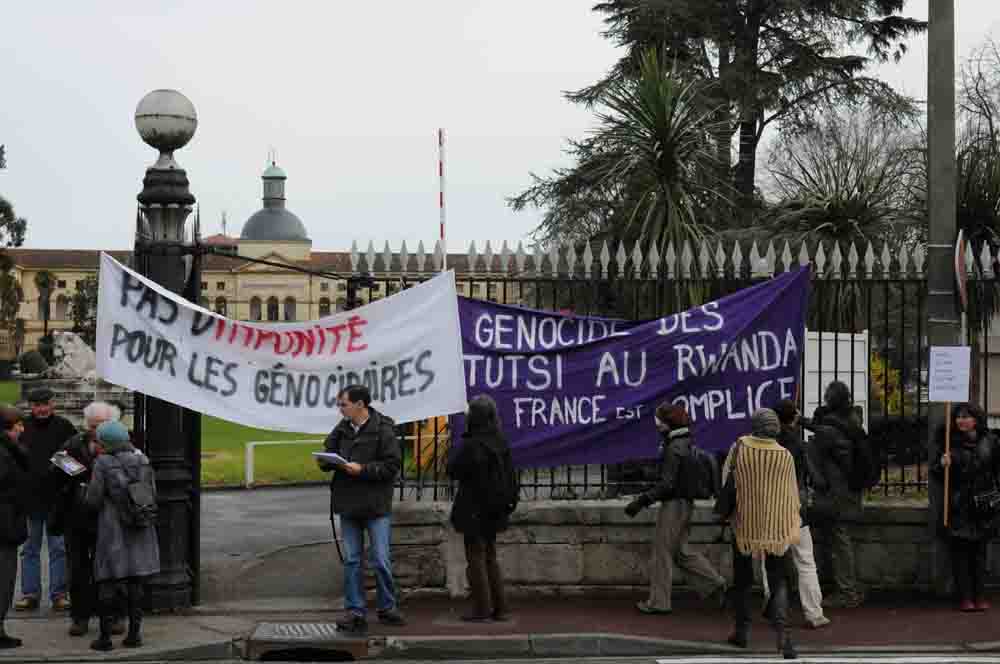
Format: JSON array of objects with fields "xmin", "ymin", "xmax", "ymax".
[{"xmin": 750, "ymin": 408, "xmax": 780, "ymax": 438}]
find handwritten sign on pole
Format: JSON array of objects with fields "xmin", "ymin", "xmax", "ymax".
[{"xmin": 928, "ymin": 346, "xmax": 971, "ymax": 403}]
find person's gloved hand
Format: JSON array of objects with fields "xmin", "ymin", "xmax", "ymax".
[{"xmin": 625, "ymin": 495, "xmax": 650, "ymax": 518}]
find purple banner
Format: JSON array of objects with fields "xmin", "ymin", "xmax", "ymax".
[{"xmin": 456, "ymin": 267, "xmax": 811, "ymax": 468}]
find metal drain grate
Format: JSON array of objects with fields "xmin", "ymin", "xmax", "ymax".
[
  {"xmin": 254, "ymin": 623, "xmax": 341, "ymax": 641},
  {"xmin": 246, "ymin": 622, "xmax": 369, "ymax": 661}
]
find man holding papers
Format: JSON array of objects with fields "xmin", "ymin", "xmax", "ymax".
[{"xmin": 316, "ymin": 385, "xmax": 405, "ymax": 635}]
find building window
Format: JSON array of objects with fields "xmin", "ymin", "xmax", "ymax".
[
  {"xmin": 200, "ymin": 281, "xmax": 208, "ymax": 290},
  {"xmin": 472, "ymin": 283, "xmax": 482, "ymax": 296},
  {"xmin": 56, "ymin": 280, "xmax": 66, "ymax": 289},
  {"xmin": 320, "ymin": 282, "xmax": 330, "ymax": 292},
  {"xmin": 337, "ymin": 282, "xmax": 347, "ymax": 292},
  {"xmin": 267, "ymin": 296, "xmax": 279, "ymax": 321},
  {"xmin": 37, "ymin": 298, "xmax": 49, "ymax": 321},
  {"xmin": 54, "ymin": 295, "xmax": 69, "ymax": 321},
  {"xmin": 75, "ymin": 280, "xmax": 83, "ymax": 289},
  {"xmin": 215, "ymin": 297, "xmax": 227, "ymax": 316},
  {"xmin": 200, "ymin": 297, "xmax": 209, "ymax": 309},
  {"xmin": 250, "ymin": 297, "xmax": 262, "ymax": 321},
  {"xmin": 319, "ymin": 297, "xmax": 331, "ymax": 317},
  {"xmin": 335, "ymin": 297, "xmax": 346, "ymax": 312},
  {"xmin": 283, "ymin": 297, "xmax": 296, "ymax": 321},
  {"xmin": 216, "ymin": 281, "xmax": 226, "ymax": 291}
]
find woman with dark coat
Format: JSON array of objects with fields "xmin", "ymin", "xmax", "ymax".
[
  {"xmin": 85, "ymin": 421, "xmax": 160, "ymax": 651},
  {"xmin": 931, "ymin": 402, "xmax": 1000, "ymax": 612},
  {"xmin": 0, "ymin": 406, "xmax": 28, "ymax": 649},
  {"xmin": 446, "ymin": 395, "xmax": 516, "ymax": 622}
]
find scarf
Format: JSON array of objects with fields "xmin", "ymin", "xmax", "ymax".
[{"xmin": 728, "ymin": 435, "xmax": 801, "ymax": 556}]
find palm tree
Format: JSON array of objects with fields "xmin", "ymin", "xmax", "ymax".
[{"xmin": 34, "ymin": 270, "xmax": 55, "ymax": 339}]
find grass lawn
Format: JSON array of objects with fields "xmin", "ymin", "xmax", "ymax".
[{"xmin": 199, "ymin": 416, "xmax": 325, "ymax": 486}]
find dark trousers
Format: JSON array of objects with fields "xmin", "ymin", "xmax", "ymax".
[
  {"xmin": 464, "ymin": 534, "xmax": 507, "ymax": 617},
  {"xmin": 732, "ymin": 544, "xmax": 791, "ymax": 638},
  {"xmin": 0, "ymin": 545, "xmax": 16, "ymax": 629},
  {"xmin": 951, "ymin": 537, "xmax": 988, "ymax": 602},
  {"xmin": 65, "ymin": 529, "xmax": 97, "ymax": 622},
  {"xmin": 97, "ymin": 579, "xmax": 143, "ymax": 629}
]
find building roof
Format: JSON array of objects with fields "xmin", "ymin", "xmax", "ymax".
[{"xmin": 240, "ymin": 207, "xmax": 310, "ymax": 242}]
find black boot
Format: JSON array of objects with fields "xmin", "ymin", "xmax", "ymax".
[
  {"xmin": 90, "ymin": 616, "xmax": 113, "ymax": 651},
  {"xmin": 122, "ymin": 583, "xmax": 143, "ymax": 648}
]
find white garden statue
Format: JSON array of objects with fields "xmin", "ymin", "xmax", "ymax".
[{"xmin": 49, "ymin": 330, "xmax": 97, "ymax": 380}]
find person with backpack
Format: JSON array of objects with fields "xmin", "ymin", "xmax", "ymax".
[
  {"xmin": 84, "ymin": 421, "xmax": 159, "ymax": 652},
  {"xmin": 624, "ymin": 403, "xmax": 727, "ymax": 615},
  {"xmin": 0, "ymin": 406, "xmax": 29, "ymax": 649},
  {"xmin": 773, "ymin": 400, "xmax": 830, "ymax": 629},
  {"xmin": 805, "ymin": 380, "xmax": 868, "ymax": 609},
  {"xmin": 446, "ymin": 394, "xmax": 517, "ymax": 622},
  {"xmin": 931, "ymin": 402, "xmax": 1000, "ymax": 612}
]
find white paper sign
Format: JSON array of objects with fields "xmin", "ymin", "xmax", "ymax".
[
  {"xmin": 96, "ymin": 253, "xmax": 468, "ymax": 433},
  {"xmin": 928, "ymin": 346, "xmax": 971, "ymax": 403}
]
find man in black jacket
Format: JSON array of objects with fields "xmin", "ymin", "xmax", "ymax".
[
  {"xmin": 15, "ymin": 388, "xmax": 76, "ymax": 612},
  {"xmin": 0, "ymin": 405, "xmax": 28, "ymax": 648},
  {"xmin": 317, "ymin": 385, "xmax": 404, "ymax": 635}
]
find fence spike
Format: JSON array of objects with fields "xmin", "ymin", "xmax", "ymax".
[
  {"xmin": 515, "ymin": 241, "xmax": 527, "ymax": 274},
  {"xmin": 681, "ymin": 240, "xmax": 694, "ymax": 279},
  {"xmin": 846, "ymin": 241, "xmax": 859, "ymax": 279},
  {"xmin": 864, "ymin": 241, "xmax": 876, "ymax": 279},
  {"xmin": 533, "ymin": 244, "xmax": 544, "ymax": 276},
  {"xmin": 647, "ymin": 242, "xmax": 661, "ymax": 277},
  {"xmin": 500, "ymin": 240, "xmax": 511, "ymax": 274},
  {"xmin": 814, "ymin": 242, "xmax": 827, "ymax": 277},
  {"xmin": 982, "ymin": 242, "xmax": 995, "ymax": 279},
  {"xmin": 366, "ymin": 240, "xmax": 376, "ymax": 274},
  {"xmin": 781, "ymin": 241, "xmax": 792, "ymax": 272},
  {"xmin": 484, "ymin": 240, "xmax": 494, "ymax": 274},
  {"xmin": 615, "ymin": 240, "xmax": 627, "ymax": 278},
  {"xmin": 880, "ymin": 242, "xmax": 892, "ymax": 278},
  {"xmin": 399, "ymin": 241, "xmax": 409, "ymax": 274},
  {"xmin": 467, "ymin": 241, "xmax": 479, "ymax": 273},
  {"xmin": 913, "ymin": 244, "xmax": 926, "ymax": 276},
  {"xmin": 699, "ymin": 241, "xmax": 712, "ymax": 276},
  {"xmin": 631, "ymin": 241, "xmax": 644, "ymax": 277},
  {"xmin": 416, "ymin": 240, "xmax": 427, "ymax": 273},
  {"xmin": 382, "ymin": 241, "xmax": 393, "ymax": 273},
  {"xmin": 665, "ymin": 241, "xmax": 677, "ymax": 278},
  {"xmin": 749, "ymin": 241, "xmax": 766, "ymax": 277},
  {"xmin": 828, "ymin": 242, "xmax": 842, "ymax": 279},
  {"xmin": 715, "ymin": 242, "xmax": 727, "ymax": 277},
  {"xmin": 798, "ymin": 241, "xmax": 810, "ymax": 267},
  {"xmin": 549, "ymin": 243, "xmax": 560, "ymax": 277},
  {"xmin": 350, "ymin": 240, "xmax": 359, "ymax": 273},
  {"xmin": 600, "ymin": 240, "xmax": 611, "ymax": 278},
  {"xmin": 583, "ymin": 241, "xmax": 594, "ymax": 277},
  {"xmin": 731, "ymin": 241, "xmax": 744, "ymax": 277},
  {"xmin": 566, "ymin": 243, "xmax": 578, "ymax": 277},
  {"xmin": 764, "ymin": 241, "xmax": 776, "ymax": 276},
  {"xmin": 433, "ymin": 239, "xmax": 444, "ymax": 271},
  {"xmin": 897, "ymin": 241, "xmax": 909, "ymax": 277}
]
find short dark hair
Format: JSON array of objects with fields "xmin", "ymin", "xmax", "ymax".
[
  {"xmin": 339, "ymin": 384, "xmax": 371, "ymax": 407},
  {"xmin": 655, "ymin": 402, "xmax": 689, "ymax": 429},
  {"xmin": 0, "ymin": 405, "xmax": 24, "ymax": 431},
  {"xmin": 774, "ymin": 399, "xmax": 798, "ymax": 425}
]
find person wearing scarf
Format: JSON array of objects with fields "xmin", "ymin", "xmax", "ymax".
[{"xmin": 722, "ymin": 408, "xmax": 801, "ymax": 660}]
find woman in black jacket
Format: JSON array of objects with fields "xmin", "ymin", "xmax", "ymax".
[
  {"xmin": 0, "ymin": 406, "xmax": 28, "ymax": 649},
  {"xmin": 446, "ymin": 395, "xmax": 516, "ymax": 622},
  {"xmin": 931, "ymin": 402, "xmax": 1000, "ymax": 612}
]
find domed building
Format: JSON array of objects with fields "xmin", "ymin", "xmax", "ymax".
[{"xmin": 240, "ymin": 162, "xmax": 310, "ymax": 245}]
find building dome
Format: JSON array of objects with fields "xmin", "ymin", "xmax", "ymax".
[{"xmin": 240, "ymin": 160, "xmax": 309, "ymax": 241}]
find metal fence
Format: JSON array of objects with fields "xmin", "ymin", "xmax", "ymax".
[{"xmin": 292, "ymin": 238, "xmax": 1000, "ymax": 499}]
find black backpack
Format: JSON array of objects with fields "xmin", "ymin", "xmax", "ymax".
[
  {"xmin": 813, "ymin": 417, "xmax": 881, "ymax": 491},
  {"xmin": 680, "ymin": 445, "xmax": 720, "ymax": 500},
  {"xmin": 114, "ymin": 454, "xmax": 157, "ymax": 529},
  {"xmin": 483, "ymin": 445, "xmax": 519, "ymax": 517}
]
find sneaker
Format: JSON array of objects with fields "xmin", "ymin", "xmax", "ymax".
[
  {"xmin": 335, "ymin": 614, "xmax": 368, "ymax": 635},
  {"xmin": 805, "ymin": 615, "xmax": 831, "ymax": 629},
  {"xmin": 68, "ymin": 619, "xmax": 89, "ymax": 637},
  {"xmin": 635, "ymin": 600, "xmax": 672, "ymax": 615},
  {"xmin": 51, "ymin": 595, "xmax": 71, "ymax": 611},
  {"xmin": 377, "ymin": 609, "xmax": 407, "ymax": 626},
  {"xmin": 14, "ymin": 597, "xmax": 38, "ymax": 611}
]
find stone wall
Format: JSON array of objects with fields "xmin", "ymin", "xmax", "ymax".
[
  {"xmin": 18, "ymin": 377, "xmax": 133, "ymax": 428},
  {"xmin": 392, "ymin": 500, "xmax": 1000, "ymax": 597}
]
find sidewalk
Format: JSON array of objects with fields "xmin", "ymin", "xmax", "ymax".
[{"xmin": 2, "ymin": 593, "xmax": 998, "ymax": 661}]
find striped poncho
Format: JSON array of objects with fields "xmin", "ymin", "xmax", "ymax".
[{"xmin": 725, "ymin": 435, "xmax": 801, "ymax": 556}]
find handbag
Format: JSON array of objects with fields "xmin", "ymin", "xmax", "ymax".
[{"xmin": 973, "ymin": 486, "xmax": 1000, "ymax": 520}]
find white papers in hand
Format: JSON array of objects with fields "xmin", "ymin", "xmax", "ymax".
[{"xmin": 312, "ymin": 452, "xmax": 349, "ymax": 465}]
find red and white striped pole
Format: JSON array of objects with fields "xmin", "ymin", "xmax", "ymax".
[{"xmin": 438, "ymin": 128, "xmax": 447, "ymax": 271}]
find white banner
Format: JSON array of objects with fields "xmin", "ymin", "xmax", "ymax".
[{"xmin": 96, "ymin": 253, "xmax": 468, "ymax": 433}]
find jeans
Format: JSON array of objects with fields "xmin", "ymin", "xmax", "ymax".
[
  {"xmin": 339, "ymin": 515, "xmax": 397, "ymax": 618},
  {"xmin": 646, "ymin": 499, "xmax": 724, "ymax": 610},
  {"xmin": 951, "ymin": 537, "xmax": 988, "ymax": 602},
  {"xmin": 20, "ymin": 514, "xmax": 66, "ymax": 600},
  {"xmin": 763, "ymin": 525, "xmax": 825, "ymax": 623}
]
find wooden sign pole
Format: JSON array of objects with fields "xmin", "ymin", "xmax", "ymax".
[{"xmin": 944, "ymin": 401, "xmax": 952, "ymax": 528}]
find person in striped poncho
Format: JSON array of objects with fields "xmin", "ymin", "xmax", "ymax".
[{"xmin": 722, "ymin": 408, "xmax": 801, "ymax": 660}]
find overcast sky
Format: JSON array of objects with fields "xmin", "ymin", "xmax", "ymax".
[{"xmin": 2, "ymin": 1, "xmax": 999, "ymax": 254}]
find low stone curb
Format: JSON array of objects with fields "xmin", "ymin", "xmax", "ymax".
[{"xmin": 0, "ymin": 638, "xmax": 238, "ymax": 663}]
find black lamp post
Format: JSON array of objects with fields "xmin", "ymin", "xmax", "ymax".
[{"xmin": 133, "ymin": 89, "xmax": 200, "ymax": 609}]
